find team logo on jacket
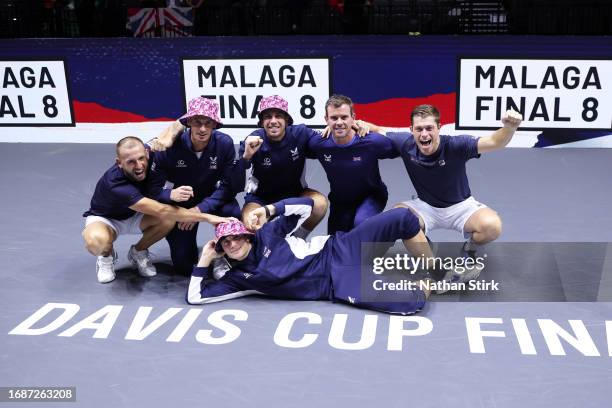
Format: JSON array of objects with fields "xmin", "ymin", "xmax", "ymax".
[
  {"xmin": 324, "ymin": 154, "xmax": 332, "ymax": 162},
  {"xmin": 263, "ymin": 246, "xmax": 271, "ymax": 258},
  {"xmin": 262, "ymin": 157, "xmax": 272, "ymax": 167},
  {"xmin": 209, "ymin": 156, "xmax": 218, "ymax": 170},
  {"xmin": 243, "ymin": 272, "xmax": 253, "ymax": 279},
  {"xmin": 438, "ymin": 159, "xmax": 446, "ymax": 166},
  {"xmin": 176, "ymin": 160, "xmax": 187, "ymax": 168},
  {"xmin": 348, "ymin": 296, "xmax": 356, "ymax": 304},
  {"xmin": 353, "ymin": 156, "xmax": 361, "ymax": 161},
  {"xmin": 290, "ymin": 147, "xmax": 299, "ymax": 161}
]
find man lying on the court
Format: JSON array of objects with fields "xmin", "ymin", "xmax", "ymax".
[{"xmin": 186, "ymin": 197, "xmax": 455, "ymax": 314}]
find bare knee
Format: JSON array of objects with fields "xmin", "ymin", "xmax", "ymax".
[
  {"xmin": 475, "ymin": 215, "xmax": 502, "ymax": 243},
  {"xmin": 159, "ymin": 217, "xmax": 176, "ymax": 232},
  {"xmin": 301, "ymin": 190, "xmax": 328, "ymax": 230},
  {"xmin": 485, "ymin": 216, "xmax": 502, "ymax": 240},
  {"xmin": 393, "ymin": 203, "xmax": 425, "ymax": 231},
  {"xmin": 310, "ymin": 193, "xmax": 329, "ymax": 219},
  {"xmin": 82, "ymin": 227, "xmax": 114, "ymax": 256}
]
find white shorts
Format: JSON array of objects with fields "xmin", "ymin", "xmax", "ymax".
[
  {"xmin": 85, "ymin": 213, "xmax": 144, "ymax": 236},
  {"xmin": 401, "ymin": 196, "xmax": 487, "ymax": 238}
]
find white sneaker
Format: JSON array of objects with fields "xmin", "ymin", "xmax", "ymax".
[
  {"xmin": 96, "ymin": 250, "xmax": 117, "ymax": 284},
  {"xmin": 128, "ymin": 245, "xmax": 157, "ymax": 277}
]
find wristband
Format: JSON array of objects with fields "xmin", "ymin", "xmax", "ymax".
[{"xmin": 264, "ymin": 205, "xmax": 271, "ymax": 219}]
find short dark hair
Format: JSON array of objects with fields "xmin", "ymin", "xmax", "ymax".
[
  {"xmin": 410, "ymin": 104, "xmax": 440, "ymax": 126},
  {"xmin": 116, "ymin": 136, "xmax": 145, "ymax": 157},
  {"xmin": 325, "ymin": 94, "xmax": 354, "ymax": 116}
]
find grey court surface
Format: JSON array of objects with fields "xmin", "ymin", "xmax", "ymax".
[{"xmin": 1, "ymin": 143, "xmax": 612, "ymax": 408}]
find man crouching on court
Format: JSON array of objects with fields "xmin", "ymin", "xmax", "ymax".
[{"xmin": 82, "ymin": 136, "xmax": 230, "ymax": 284}]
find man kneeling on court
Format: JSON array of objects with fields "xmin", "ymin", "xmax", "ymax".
[
  {"xmin": 187, "ymin": 197, "xmax": 439, "ymax": 315},
  {"xmin": 82, "ymin": 136, "xmax": 230, "ymax": 284}
]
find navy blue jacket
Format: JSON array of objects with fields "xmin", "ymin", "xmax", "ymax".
[{"xmin": 149, "ymin": 129, "xmax": 238, "ymax": 213}]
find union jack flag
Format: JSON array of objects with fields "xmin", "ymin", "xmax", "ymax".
[{"xmin": 127, "ymin": 7, "xmax": 194, "ymax": 38}]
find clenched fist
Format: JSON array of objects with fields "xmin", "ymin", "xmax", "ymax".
[
  {"xmin": 170, "ymin": 185, "xmax": 194, "ymax": 202},
  {"xmin": 502, "ymin": 109, "xmax": 523, "ymax": 130},
  {"xmin": 243, "ymin": 136, "xmax": 264, "ymax": 160}
]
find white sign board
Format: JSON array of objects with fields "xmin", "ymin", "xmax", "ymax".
[
  {"xmin": 182, "ymin": 58, "xmax": 331, "ymax": 128},
  {"xmin": 0, "ymin": 60, "xmax": 74, "ymax": 126},
  {"xmin": 457, "ymin": 58, "xmax": 612, "ymax": 130}
]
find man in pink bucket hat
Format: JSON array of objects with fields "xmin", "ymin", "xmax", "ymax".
[
  {"xmin": 232, "ymin": 95, "xmax": 328, "ymax": 239},
  {"xmin": 185, "ymin": 197, "xmax": 465, "ymax": 314},
  {"xmin": 146, "ymin": 96, "xmax": 241, "ymax": 275},
  {"xmin": 178, "ymin": 96, "xmax": 224, "ymax": 129}
]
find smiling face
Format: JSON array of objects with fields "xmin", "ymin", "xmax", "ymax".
[
  {"xmin": 220, "ymin": 235, "xmax": 252, "ymax": 261},
  {"xmin": 411, "ymin": 115, "xmax": 441, "ymax": 156},
  {"xmin": 325, "ymin": 103, "xmax": 356, "ymax": 144},
  {"xmin": 188, "ymin": 115, "xmax": 217, "ymax": 150},
  {"xmin": 261, "ymin": 109, "xmax": 288, "ymax": 142},
  {"xmin": 116, "ymin": 141, "xmax": 149, "ymax": 182}
]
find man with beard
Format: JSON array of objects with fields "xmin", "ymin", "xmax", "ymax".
[
  {"xmin": 232, "ymin": 95, "xmax": 329, "ymax": 239},
  {"xmin": 82, "ymin": 136, "xmax": 230, "ymax": 284}
]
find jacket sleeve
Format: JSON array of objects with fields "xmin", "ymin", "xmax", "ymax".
[
  {"xmin": 269, "ymin": 197, "xmax": 314, "ymax": 237},
  {"xmin": 186, "ymin": 266, "xmax": 261, "ymax": 305},
  {"xmin": 197, "ymin": 141, "xmax": 239, "ymax": 213},
  {"xmin": 146, "ymin": 152, "xmax": 173, "ymax": 203},
  {"xmin": 228, "ymin": 139, "xmax": 251, "ymax": 194},
  {"xmin": 371, "ymin": 132, "xmax": 400, "ymax": 160}
]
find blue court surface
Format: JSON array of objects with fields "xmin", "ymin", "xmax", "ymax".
[{"xmin": 1, "ymin": 143, "xmax": 611, "ymax": 407}]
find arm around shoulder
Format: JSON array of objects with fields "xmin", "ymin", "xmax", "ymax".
[
  {"xmin": 357, "ymin": 120, "xmax": 387, "ymax": 136},
  {"xmin": 149, "ymin": 121, "xmax": 185, "ymax": 152}
]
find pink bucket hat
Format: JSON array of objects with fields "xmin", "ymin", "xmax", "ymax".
[
  {"xmin": 179, "ymin": 97, "xmax": 223, "ymax": 128},
  {"xmin": 257, "ymin": 95, "xmax": 294, "ymax": 127},
  {"xmin": 214, "ymin": 219, "xmax": 254, "ymax": 252}
]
